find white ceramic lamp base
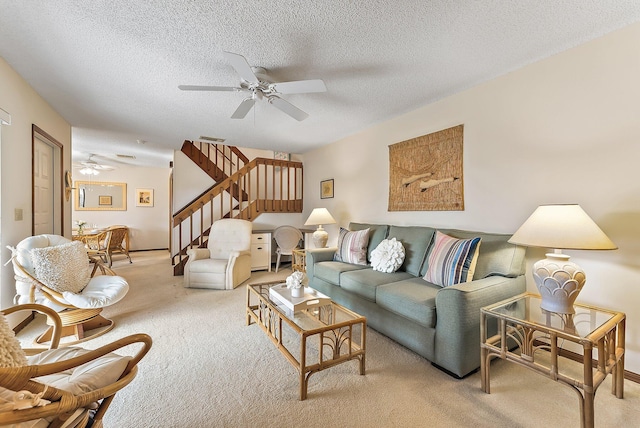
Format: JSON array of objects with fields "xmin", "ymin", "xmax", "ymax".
[
  {"xmin": 312, "ymin": 226, "xmax": 329, "ymax": 248},
  {"xmin": 532, "ymin": 253, "xmax": 586, "ymax": 314}
]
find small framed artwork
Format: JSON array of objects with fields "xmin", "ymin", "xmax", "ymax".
[
  {"xmin": 273, "ymin": 151, "xmax": 290, "ymax": 161},
  {"xmin": 321, "ymin": 179, "xmax": 334, "ymax": 199},
  {"xmin": 136, "ymin": 188, "xmax": 154, "ymax": 207},
  {"xmin": 98, "ymin": 195, "xmax": 112, "ymax": 206}
]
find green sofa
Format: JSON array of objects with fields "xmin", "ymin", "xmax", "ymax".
[{"xmin": 306, "ymin": 222, "xmax": 526, "ymax": 378}]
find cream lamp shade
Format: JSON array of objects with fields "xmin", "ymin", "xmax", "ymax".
[
  {"xmin": 509, "ymin": 204, "xmax": 617, "ymax": 314},
  {"xmin": 304, "ymin": 208, "xmax": 336, "ymax": 248}
]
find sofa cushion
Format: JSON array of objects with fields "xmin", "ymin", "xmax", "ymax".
[
  {"xmin": 435, "ymin": 229, "xmax": 525, "ymax": 279},
  {"xmin": 314, "ymin": 261, "xmax": 369, "ymax": 286},
  {"xmin": 387, "ymin": 225, "xmax": 436, "ymax": 276},
  {"xmin": 340, "ymin": 269, "xmax": 413, "ymax": 302},
  {"xmin": 334, "ymin": 227, "xmax": 370, "ymax": 265},
  {"xmin": 376, "ymin": 278, "xmax": 440, "ymax": 328},
  {"xmin": 371, "ymin": 238, "xmax": 405, "ymax": 273},
  {"xmin": 423, "ymin": 231, "xmax": 481, "ymax": 287},
  {"xmin": 349, "ymin": 223, "xmax": 389, "ymax": 262}
]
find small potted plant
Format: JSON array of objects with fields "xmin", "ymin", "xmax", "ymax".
[
  {"xmin": 286, "ymin": 271, "xmax": 306, "ymax": 297},
  {"xmin": 75, "ymin": 220, "xmax": 87, "ymax": 235}
]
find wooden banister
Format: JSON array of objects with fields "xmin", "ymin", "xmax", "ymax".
[{"xmin": 171, "ymin": 157, "xmax": 303, "ymax": 274}]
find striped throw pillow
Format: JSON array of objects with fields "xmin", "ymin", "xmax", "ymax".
[
  {"xmin": 334, "ymin": 227, "xmax": 370, "ymax": 265},
  {"xmin": 423, "ymin": 231, "xmax": 481, "ymax": 287}
]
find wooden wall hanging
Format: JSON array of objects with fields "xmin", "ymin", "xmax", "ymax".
[{"xmin": 388, "ymin": 124, "xmax": 464, "ymax": 211}]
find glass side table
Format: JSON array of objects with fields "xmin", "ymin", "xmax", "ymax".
[{"xmin": 480, "ymin": 292, "xmax": 625, "ymax": 428}]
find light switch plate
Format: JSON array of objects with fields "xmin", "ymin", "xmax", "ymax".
[{"xmin": 14, "ymin": 208, "xmax": 23, "ymax": 221}]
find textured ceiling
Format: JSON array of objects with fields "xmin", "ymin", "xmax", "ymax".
[{"xmin": 1, "ymin": 1, "xmax": 640, "ymax": 167}]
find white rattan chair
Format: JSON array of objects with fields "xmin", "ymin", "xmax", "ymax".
[
  {"xmin": 0, "ymin": 304, "xmax": 151, "ymax": 428},
  {"xmin": 273, "ymin": 226, "xmax": 303, "ymax": 273},
  {"xmin": 8, "ymin": 234, "xmax": 129, "ymax": 345}
]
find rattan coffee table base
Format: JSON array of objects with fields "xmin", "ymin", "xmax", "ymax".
[{"xmin": 246, "ymin": 281, "xmax": 366, "ymax": 400}]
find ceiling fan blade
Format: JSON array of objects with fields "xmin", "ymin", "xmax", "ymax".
[
  {"xmin": 268, "ymin": 96, "xmax": 309, "ymax": 121},
  {"xmin": 231, "ymin": 98, "xmax": 256, "ymax": 119},
  {"xmin": 223, "ymin": 51, "xmax": 259, "ymax": 84},
  {"xmin": 271, "ymin": 79, "xmax": 327, "ymax": 94},
  {"xmin": 178, "ymin": 85, "xmax": 241, "ymax": 92}
]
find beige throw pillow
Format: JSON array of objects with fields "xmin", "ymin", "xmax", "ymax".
[
  {"xmin": 0, "ymin": 312, "xmax": 28, "ymax": 367},
  {"xmin": 31, "ymin": 241, "xmax": 91, "ymax": 294}
]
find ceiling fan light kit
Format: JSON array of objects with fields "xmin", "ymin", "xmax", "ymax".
[{"xmin": 179, "ymin": 51, "xmax": 326, "ymax": 121}]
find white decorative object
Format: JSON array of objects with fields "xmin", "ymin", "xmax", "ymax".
[
  {"xmin": 12, "ymin": 390, "xmax": 49, "ymax": 410},
  {"xmin": 304, "ymin": 208, "xmax": 336, "ymax": 248},
  {"xmin": 509, "ymin": 204, "xmax": 617, "ymax": 314},
  {"xmin": 286, "ymin": 271, "xmax": 305, "ymax": 297},
  {"xmin": 371, "ymin": 238, "xmax": 405, "ymax": 273},
  {"xmin": 0, "ymin": 312, "xmax": 27, "ymax": 368},
  {"xmin": 268, "ymin": 283, "xmax": 330, "ymax": 315}
]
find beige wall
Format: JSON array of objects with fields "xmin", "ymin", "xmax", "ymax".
[
  {"xmin": 71, "ymin": 164, "xmax": 171, "ymax": 250},
  {"xmin": 302, "ymin": 23, "xmax": 640, "ymax": 372},
  {"xmin": 0, "ymin": 57, "xmax": 72, "ymax": 309}
]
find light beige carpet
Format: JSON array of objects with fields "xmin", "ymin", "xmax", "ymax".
[{"xmin": 16, "ymin": 251, "xmax": 640, "ymax": 427}]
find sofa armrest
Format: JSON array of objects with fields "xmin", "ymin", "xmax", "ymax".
[
  {"xmin": 433, "ymin": 275, "xmax": 526, "ymax": 377},
  {"xmin": 305, "ymin": 248, "xmax": 337, "ymax": 279},
  {"xmin": 186, "ymin": 248, "xmax": 210, "ymax": 261}
]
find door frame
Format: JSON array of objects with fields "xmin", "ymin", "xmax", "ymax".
[{"xmin": 32, "ymin": 124, "xmax": 64, "ymax": 235}]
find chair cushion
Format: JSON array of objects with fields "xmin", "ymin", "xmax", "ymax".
[
  {"xmin": 15, "ymin": 234, "xmax": 71, "ymax": 273},
  {"xmin": 333, "ymin": 228, "xmax": 370, "ymax": 265},
  {"xmin": 371, "ymin": 238, "xmax": 405, "ymax": 273},
  {"xmin": 188, "ymin": 258, "xmax": 228, "ymax": 274},
  {"xmin": 376, "ymin": 278, "xmax": 439, "ymax": 328},
  {"xmin": 31, "ymin": 241, "xmax": 91, "ymax": 294},
  {"xmin": 62, "ymin": 275, "xmax": 129, "ymax": 309},
  {"xmin": 423, "ymin": 231, "xmax": 481, "ymax": 287},
  {"xmin": 29, "ymin": 347, "xmax": 130, "ymax": 395}
]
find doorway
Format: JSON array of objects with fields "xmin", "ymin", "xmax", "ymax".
[{"xmin": 32, "ymin": 125, "xmax": 63, "ymax": 235}]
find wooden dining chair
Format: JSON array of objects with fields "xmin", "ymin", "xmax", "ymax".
[{"xmin": 85, "ymin": 226, "xmax": 131, "ymax": 267}]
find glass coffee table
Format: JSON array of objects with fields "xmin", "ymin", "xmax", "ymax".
[
  {"xmin": 246, "ymin": 280, "xmax": 366, "ymax": 400},
  {"xmin": 480, "ymin": 292, "xmax": 625, "ymax": 428}
]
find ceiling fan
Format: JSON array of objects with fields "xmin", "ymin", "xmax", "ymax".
[
  {"xmin": 179, "ymin": 51, "xmax": 327, "ymax": 121},
  {"xmin": 73, "ymin": 154, "xmax": 116, "ymax": 175}
]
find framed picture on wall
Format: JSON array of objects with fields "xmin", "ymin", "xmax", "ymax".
[
  {"xmin": 321, "ymin": 179, "xmax": 334, "ymax": 199},
  {"xmin": 98, "ymin": 195, "xmax": 112, "ymax": 206},
  {"xmin": 136, "ymin": 188, "xmax": 154, "ymax": 207}
]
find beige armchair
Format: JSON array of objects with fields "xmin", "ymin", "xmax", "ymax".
[
  {"xmin": 183, "ymin": 219, "xmax": 252, "ymax": 290},
  {"xmin": 0, "ymin": 304, "xmax": 151, "ymax": 428}
]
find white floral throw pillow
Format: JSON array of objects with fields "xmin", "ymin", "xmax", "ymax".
[{"xmin": 371, "ymin": 238, "xmax": 405, "ymax": 273}]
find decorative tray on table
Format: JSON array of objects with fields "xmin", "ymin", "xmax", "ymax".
[{"xmin": 268, "ymin": 283, "xmax": 331, "ymax": 314}]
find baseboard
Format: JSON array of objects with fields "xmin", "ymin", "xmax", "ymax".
[{"xmin": 13, "ymin": 311, "xmax": 35, "ymax": 334}]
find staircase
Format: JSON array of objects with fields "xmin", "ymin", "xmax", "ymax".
[{"xmin": 172, "ymin": 141, "xmax": 303, "ymax": 275}]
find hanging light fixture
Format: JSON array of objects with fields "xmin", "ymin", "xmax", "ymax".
[{"xmin": 79, "ymin": 166, "xmax": 100, "ymax": 175}]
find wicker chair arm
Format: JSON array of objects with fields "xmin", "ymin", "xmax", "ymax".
[
  {"xmin": 0, "ymin": 333, "xmax": 152, "ymax": 422},
  {"xmin": 1, "ymin": 304, "xmax": 62, "ymax": 350}
]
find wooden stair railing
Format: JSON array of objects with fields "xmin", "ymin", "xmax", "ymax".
[
  {"xmin": 171, "ymin": 157, "xmax": 303, "ymax": 275},
  {"xmin": 181, "ymin": 141, "xmax": 250, "ymax": 201}
]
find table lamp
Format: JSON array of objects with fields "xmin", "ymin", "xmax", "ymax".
[
  {"xmin": 508, "ymin": 204, "xmax": 617, "ymax": 314},
  {"xmin": 304, "ymin": 208, "xmax": 336, "ymax": 248}
]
